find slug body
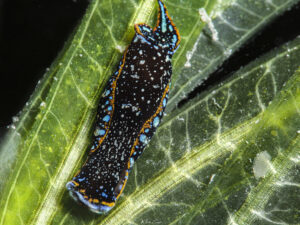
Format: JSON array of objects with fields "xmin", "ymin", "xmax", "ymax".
[{"xmin": 66, "ymin": 0, "xmax": 180, "ymax": 214}]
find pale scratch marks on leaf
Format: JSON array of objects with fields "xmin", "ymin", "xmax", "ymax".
[
  {"xmin": 265, "ymin": 0, "xmax": 279, "ymax": 9},
  {"xmin": 95, "ymin": 10, "xmax": 118, "ymax": 47},
  {"xmin": 255, "ymin": 69, "xmax": 267, "ymax": 111},
  {"xmin": 251, "ymin": 210, "xmax": 288, "ymax": 225},
  {"xmin": 209, "ymin": 89, "xmax": 232, "ymax": 146},
  {"xmin": 184, "ymin": 21, "xmax": 203, "ymax": 68},
  {"xmin": 218, "ymin": 14, "xmax": 247, "ymax": 32},
  {"xmin": 36, "ymin": 139, "xmax": 52, "ymax": 182},
  {"xmin": 199, "ymin": 8, "xmax": 219, "ymax": 41},
  {"xmin": 232, "ymin": 2, "xmax": 262, "ymax": 19},
  {"xmin": 133, "ymin": 164, "xmax": 139, "ymax": 189},
  {"xmin": 156, "ymin": 201, "xmax": 192, "ymax": 208},
  {"xmin": 185, "ymin": 113, "xmax": 192, "ymax": 153},
  {"xmin": 69, "ymin": 67, "xmax": 93, "ymax": 107},
  {"xmin": 48, "ymin": 111, "xmax": 70, "ymax": 143},
  {"xmin": 24, "ymin": 163, "xmax": 42, "ymax": 202},
  {"xmin": 275, "ymin": 181, "xmax": 300, "ymax": 188},
  {"xmin": 80, "ymin": 46, "xmax": 104, "ymax": 74},
  {"xmin": 269, "ymin": 71, "xmax": 278, "ymax": 97},
  {"xmin": 14, "ymin": 188, "xmax": 25, "ymax": 225},
  {"xmin": 160, "ymin": 128, "xmax": 174, "ymax": 164},
  {"xmin": 263, "ymin": 61, "xmax": 277, "ymax": 97}
]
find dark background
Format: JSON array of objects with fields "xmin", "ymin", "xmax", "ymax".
[
  {"xmin": 0, "ymin": 0, "xmax": 299, "ymax": 129},
  {"xmin": 0, "ymin": 0, "xmax": 89, "ymax": 130}
]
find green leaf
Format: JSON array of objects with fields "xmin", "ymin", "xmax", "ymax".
[
  {"xmin": 167, "ymin": 0, "xmax": 300, "ymax": 111},
  {"xmin": 0, "ymin": 0, "xmax": 299, "ymax": 224},
  {"xmin": 100, "ymin": 37, "xmax": 300, "ymax": 225}
]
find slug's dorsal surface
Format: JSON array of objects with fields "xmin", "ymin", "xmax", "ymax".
[{"xmin": 66, "ymin": 0, "xmax": 180, "ymax": 214}]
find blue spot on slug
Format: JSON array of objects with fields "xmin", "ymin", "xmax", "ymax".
[{"xmin": 103, "ymin": 115, "xmax": 110, "ymax": 122}]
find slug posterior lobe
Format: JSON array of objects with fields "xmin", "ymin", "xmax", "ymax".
[{"xmin": 66, "ymin": 0, "xmax": 180, "ymax": 214}]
